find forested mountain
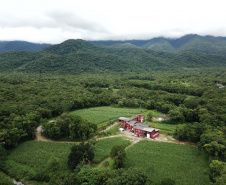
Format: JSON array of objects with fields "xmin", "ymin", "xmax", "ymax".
[
  {"xmin": 0, "ymin": 37, "xmax": 226, "ymax": 184},
  {"xmin": 90, "ymin": 34, "xmax": 226, "ymax": 56},
  {"xmin": 0, "ymin": 39, "xmax": 225, "ymax": 75},
  {"xmin": 2, "ymin": 34, "xmax": 226, "ymax": 57},
  {"xmin": 0, "ymin": 41, "xmax": 51, "ymax": 53}
]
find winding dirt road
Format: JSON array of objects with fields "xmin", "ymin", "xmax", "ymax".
[
  {"xmin": 35, "ymin": 124, "xmax": 196, "ymax": 147},
  {"xmin": 35, "ymin": 123, "xmax": 196, "ymax": 169}
]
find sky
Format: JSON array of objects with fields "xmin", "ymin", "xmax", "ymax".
[{"xmin": 1, "ymin": 0, "xmax": 226, "ymax": 44}]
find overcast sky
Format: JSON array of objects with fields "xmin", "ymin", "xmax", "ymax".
[{"xmin": 1, "ymin": 0, "xmax": 226, "ymax": 44}]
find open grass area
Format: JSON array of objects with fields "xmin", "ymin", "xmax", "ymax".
[
  {"xmin": 126, "ymin": 140, "xmax": 210, "ymax": 185},
  {"xmin": 97, "ymin": 123, "xmax": 123, "ymax": 138},
  {"xmin": 146, "ymin": 121, "xmax": 178, "ymax": 134},
  {"xmin": 105, "ymin": 123, "xmax": 122, "ymax": 136},
  {"xmin": 69, "ymin": 106, "xmax": 147, "ymax": 126},
  {"xmin": 142, "ymin": 110, "xmax": 163, "ymax": 117},
  {"xmin": 6, "ymin": 137, "xmax": 131, "ymax": 180},
  {"xmin": 93, "ymin": 137, "xmax": 131, "ymax": 164},
  {"xmin": 8, "ymin": 141, "xmax": 75, "ymax": 175},
  {"xmin": 143, "ymin": 110, "xmax": 178, "ymax": 134}
]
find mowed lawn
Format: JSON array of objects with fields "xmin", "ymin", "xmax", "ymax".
[
  {"xmin": 69, "ymin": 106, "xmax": 147, "ymax": 125},
  {"xmin": 126, "ymin": 140, "xmax": 210, "ymax": 185}
]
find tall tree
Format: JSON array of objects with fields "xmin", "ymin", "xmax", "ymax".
[
  {"xmin": 110, "ymin": 145, "xmax": 126, "ymax": 169},
  {"xmin": 68, "ymin": 142, "xmax": 95, "ymax": 169}
]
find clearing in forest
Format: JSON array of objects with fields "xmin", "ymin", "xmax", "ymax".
[
  {"xmin": 69, "ymin": 106, "xmax": 147, "ymax": 126},
  {"xmin": 126, "ymin": 140, "xmax": 210, "ymax": 185},
  {"xmin": 6, "ymin": 137, "xmax": 131, "ymax": 181}
]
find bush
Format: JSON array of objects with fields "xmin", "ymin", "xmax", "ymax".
[{"xmin": 68, "ymin": 142, "xmax": 94, "ymax": 169}]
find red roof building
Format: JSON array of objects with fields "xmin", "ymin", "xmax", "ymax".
[{"xmin": 118, "ymin": 115, "xmax": 159, "ymax": 139}]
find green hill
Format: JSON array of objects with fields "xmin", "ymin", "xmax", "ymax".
[
  {"xmin": 0, "ymin": 39, "xmax": 225, "ymax": 75},
  {"xmin": 90, "ymin": 34, "xmax": 226, "ymax": 56},
  {"xmin": 143, "ymin": 38, "xmax": 176, "ymax": 52},
  {"xmin": 177, "ymin": 35, "xmax": 226, "ymax": 56},
  {"xmin": 0, "ymin": 41, "xmax": 51, "ymax": 53}
]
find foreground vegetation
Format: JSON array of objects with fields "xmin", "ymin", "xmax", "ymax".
[
  {"xmin": 93, "ymin": 137, "xmax": 131, "ymax": 164},
  {"xmin": 3, "ymin": 137, "xmax": 132, "ymax": 183},
  {"xmin": 0, "ymin": 66, "xmax": 225, "ymax": 184},
  {"xmin": 3, "ymin": 137, "xmax": 212, "ymax": 185},
  {"xmin": 126, "ymin": 140, "xmax": 210, "ymax": 185}
]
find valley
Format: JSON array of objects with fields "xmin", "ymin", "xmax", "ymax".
[{"xmin": 0, "ymin": 36, "xmax": 225, "ymax": 185}]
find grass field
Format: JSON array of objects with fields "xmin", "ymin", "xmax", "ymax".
[
  {"xmin": 69, "ymin": 106, "xmax": 147, "ymax": 126},
  {"xmin": 142, "ymin": 110, "xmax": 178, "ymax": 134},
  {"xmin": 143, "ymin": 110, "xmax": 163, "ymax": 117},
  {"xmin": 93, "ymin": 137, "xmax": 131, "ymax": 164},
  {"xmin": 6, "ymin": 137, "xmax": 132, "ymax": 179},
  {"xmin": 8, "ymin": 141, "xmax": 75, "ymax": 175},
  {"xmin": 126, "ymin": 140, "xmax": 210, "ymax": 185},
  {"xmin": 147, "ymin": 121, "xmax": 178, "ymax": 134}
]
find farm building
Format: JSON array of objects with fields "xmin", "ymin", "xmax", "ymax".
[{"xmin": 118, "ymin": 115, "xmax": 159, "ymax": 139}]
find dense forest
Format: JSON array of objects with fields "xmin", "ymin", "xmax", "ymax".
[
  {"xmin": 91, "ymin": 34, "xmax": 226, "ymax": 56},
  {"xmin": 0, "ymin": 41, "xmax": 51, "ymax": 53},
  {"xmin": 0, "ymin": 39, "xmax": 226, "ymax": 75},
  {"xmin": 0, "ymin": 37, "xmax": 226, "ymax": 184}
]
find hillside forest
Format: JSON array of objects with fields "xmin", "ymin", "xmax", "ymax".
[{"xmin": 0, "ymin": 36, "xmax": 226, "ymax": 185}]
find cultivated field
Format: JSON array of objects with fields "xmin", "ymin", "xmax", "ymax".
[
  {"xmin": 93, "ymin": 137, "xmax": 131, "ymax": 164},
  {"xmin": 126, "ymin": 140, "xmax": 210, "ymax": 185},
  {"xmin": 8, "ymin": 141, "xmax": 75, "ymax": 175},
  {"xmin": 6, "ymin": 137, "xmax": 132, "ymax": 180},
  {"xmin": 69, "ymin": 106, "xmax": 147, "ymax": 126}
]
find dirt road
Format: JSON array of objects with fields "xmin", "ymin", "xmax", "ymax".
[
  {"xmin": 35, "ymin": 124, "xmax": 196, "ymax": 147},
  {"xmin": 97, "ymin": 135, "xmax": 142, "ymax": 168}
]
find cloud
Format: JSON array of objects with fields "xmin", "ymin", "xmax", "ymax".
[
  {"xmin": 0, "ymin": 0, "xmax": 226, "ymax": 43},
  {"xmin": 45, "ymin": 11, "xmax": 108, "ymax": 33}
]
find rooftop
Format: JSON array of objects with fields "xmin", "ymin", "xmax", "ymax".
[{"xmin": 118, "ymin": 117, "xmax": 131, "ymax": 121}]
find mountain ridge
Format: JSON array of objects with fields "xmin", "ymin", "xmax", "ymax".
[
  {"xmin": 0, "ymin": 41, "xmax": 51, "ymax": 53},
  {"xmin": 0, "ymin": 39, "xmax": 225, "ymax": 75},
  {"xmin": 90, "ymin": 34, "xmax": 226, "ymax": 56},
  {"xmin": 2, "ymin": 34, "xmax": 226, "ymax": 57}
]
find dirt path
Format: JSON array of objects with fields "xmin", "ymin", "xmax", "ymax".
[
  {"xmin": 35, "ymin": 124, "xmax": 196, "ymax": 147},
  {"xmin": 35, "ymin": 126, "xmax": 81, "ymax": 143},
  {"xmin": 102, "ymin": 122, "xmax": 119, "ymax": 132},
  {"xmin": 97, "ymin": 136, "xmax": 142, "ymax": 168},
  {"xmin": 35, "ymin": 126, "xmax": 53, "ymax": 142}
]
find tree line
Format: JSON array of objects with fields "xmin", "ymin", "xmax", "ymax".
[{"xmin": 0, "ymin": 70, "xmax": 225, "ymax": 183}]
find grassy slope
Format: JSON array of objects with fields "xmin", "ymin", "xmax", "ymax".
[
  {"xmin": 126, "ymin": 140, "xmax": 210, "ymax": 185},
  {"xmin": 69, "ymin": 106, "xmax": 147, "ymax": 126}
]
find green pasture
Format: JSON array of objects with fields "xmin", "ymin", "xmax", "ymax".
[
  {"xmin": 97, "ymin": 123, "xmax": 123, "ymax": 138},
  {"xmin": 142, "ymin": 110, "xmax": 163, "ymax": 117},
  {"xmin": 69, "ymin": 106, "xmax": 147, "ymax": 126},
  {"xmin": 147, "ymin": 121, "xmax": 177, "ymax": 134},
  {"xmin": 93, "ymin": 137, "xmax": 131, "ymax": 164},
  {"xmin": 126, "ymin": 140, "xmax": 210, "ymax": 185},
  {"xmin": 7, "ymin": 141, "xmax": 75, "ymax": 175},
  {"xmin": 143, "ymin": 110, "xmax": 178, "ymax": 134},
  {"xmin": 6, "ymin": 137, "xmax": 131, "ymax": 180},
  {"xmin": 104, "ymin": 123, "xmax": 123, "ymax": 136}
]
